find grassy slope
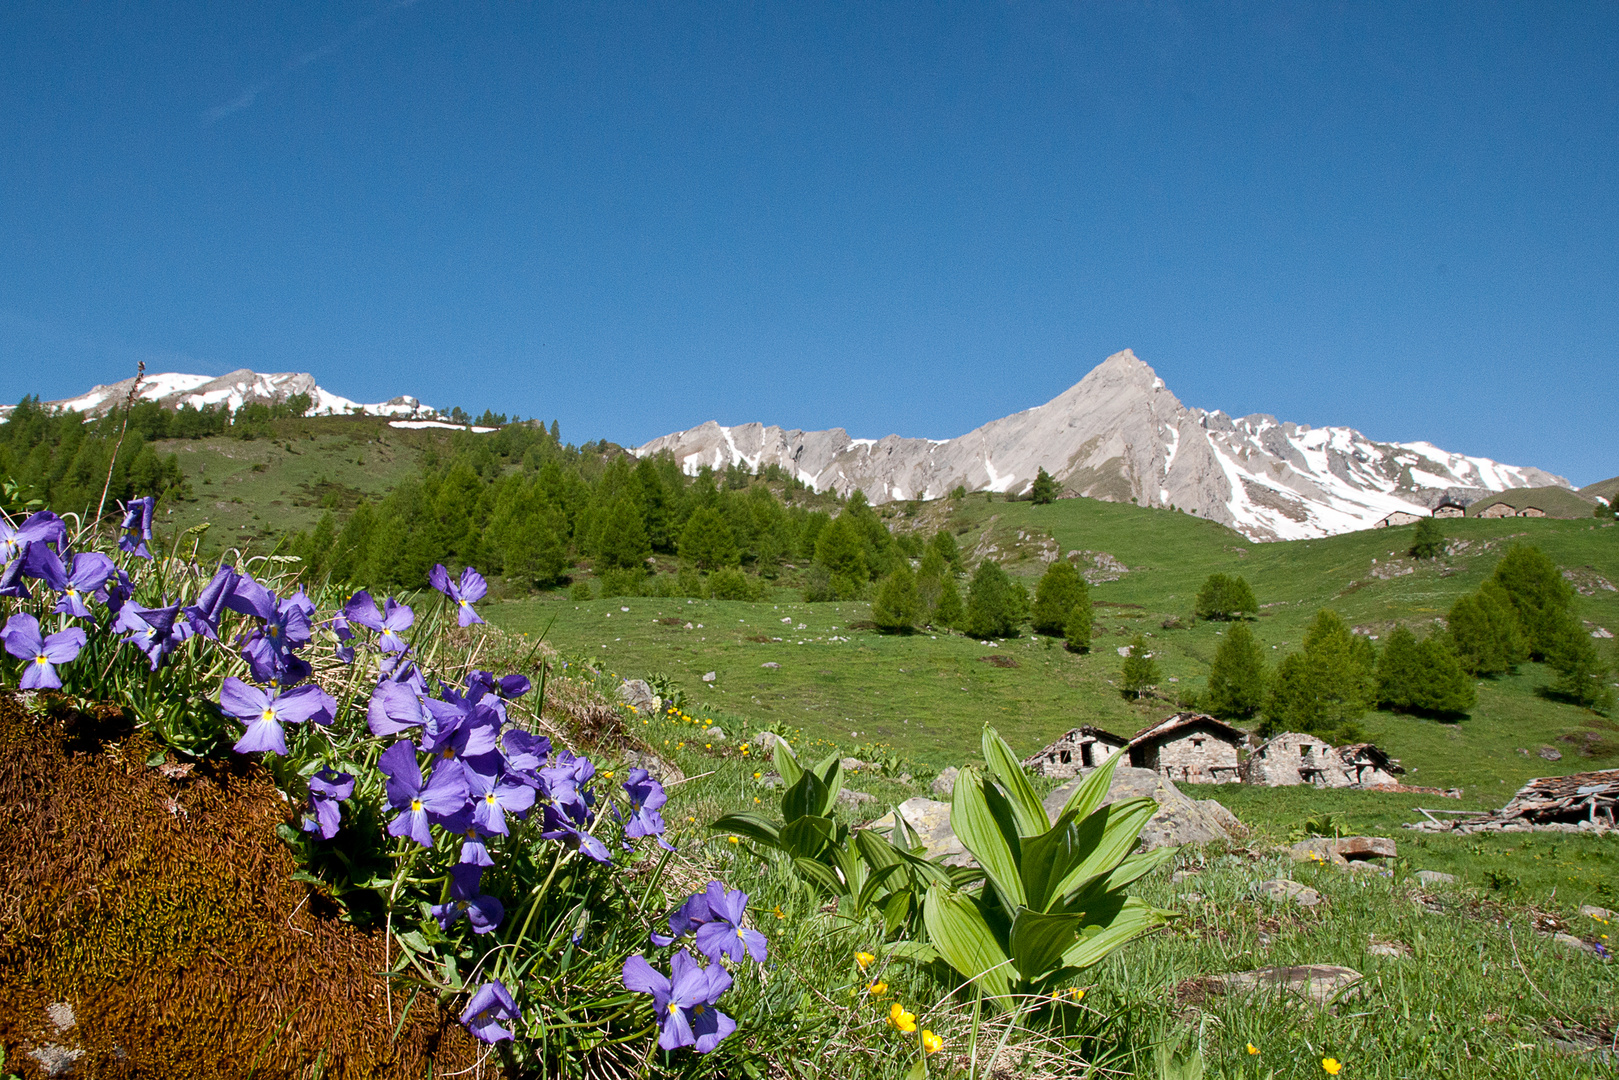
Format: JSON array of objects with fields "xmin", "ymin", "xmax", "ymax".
[{"xmin": 489, "ymin": 500, "xmax": 1619, "ymax": 792}]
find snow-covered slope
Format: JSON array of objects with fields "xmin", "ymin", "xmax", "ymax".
[
  {"xmin": 7, "ymin": 369, "xmax": 438, "ymax": 421},
  {"xmin": 636, "ymin": 350, "xmax": 1571, "ymax": 541}
]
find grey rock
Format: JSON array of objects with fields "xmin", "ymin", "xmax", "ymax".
[
  {"xmin": 28, "ymin": 1045, "xmax": 83, "ymax": 1078},
  {"xmin": 1538, "ymin": 746, "xmax": 1562, "ymax": 761},
  {"xmin": 1348, "ymin": 860, "xmax": 1392, "ymax": 877},
  {"xmin": 1171, "ymin": 869, "xmax": 1201, "ymax": 883},
  {"xmin": 618, "ymin": 679, "xmax": 656, "ymax": 712},
  {"xmin": 705, "ymin": 726, "xmax": 726, "ymax": 741},
  {"xmin": 1579, "ymin": 904, "xmax": 1614, "ymax": 920},
  {"xmin": 1290, "ymin": 836, "xmax": 1396, "ymax": 865},
  {"xmin": 46, "ymin": 1001, "xmax": 76, "ymax": 1032},
  {"xmin": 1209, "ymin": 965, "xmax": 1364, "ymax": 1007},
  {"xmin": 761, "ymin": 661, "xmax": 780, "ymax": 669},
  {"xmin": 1365, "ymin": 940, "xmax": 1410, "ymax": 958},
  {"xmin": 1552, "ymin": 932, "xmax": 1597, "ymax": 954},
  {"xmin": 701, "ymin": 671, "xmax": 716, "ymax": 683},
  {"xmin": 1414, "ymin": 870, "xmax": 1456, "ymax": 885},
  {"xmin": 1043, "ymin": 766, "xmax": 1244, "ymax": 850},
  {"xmin": 840, "ymin": 757, "xmax": 870, "ymax": 772},
  {"xmin": 837, "ymin": 788, "xmax": 876, "ymax": 810},
  {"xmin": 931, "ymin": 766, "xmax": 959, "ymax": 798},
  {"xmin": 757, "ymin": 773, "xmax": 784, "ymax": 790},
  {"xmin": 622, "ymin": 749, "xmax": 685, "ymax": 785},
  {"xmin": 869, "ymin": 798, "xmax": 971, "ymax": 865},
  {"xmin": 1257, "ymin": 879, "xmax": 1321, "ymax": 907},
  {"xmin": 1197, "ymin": 799, "xmax": 1250, "ymax": 839},
  {"xmin": 751, "ymin": 731, "xmax": 789, "ymax": 753}
]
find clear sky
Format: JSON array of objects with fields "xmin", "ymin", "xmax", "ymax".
[{"xmin": 1, "ymin": 2, "xmax": 1615, "ymax": 484}]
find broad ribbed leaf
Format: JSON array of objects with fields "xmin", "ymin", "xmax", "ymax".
[
  {"xmin": 1008, "ymin": 907, "xmax": 1089, "ymax": 982},
  {"xmin": 792, "ymin": 856, "xmax": 847, "ymax": 897},
  {"xmin": 949, "ymin": 768, "xmax": 1026, "ymax": 913},
  {"xmin": 856, "ymin": 828, "xmax": 904, "ymax": 871},
  {"xmin": 830, "ymin": 841, "xmax": 868, "ymax": 898},
  {"xmin": 882, "ymin": 889, "xmax": 914, "ymax": 935},
  {"xmin": 982, "ymin": 725, "xmax": 1048, "ymax": 838},
  {"xmin": 780, "ymin": 815, "xmax": 835, "ymax": 859},
  {"xmin": 813, "ymin": 752, "xmax": 843, "ymax": 815},
  {"xmin": 1074, "ymin": 845, "xmax": 1179, "ymax": 898},
  {"xmin": 1018, "ymin": 809, "xmax": 1088, "ymax": 913},
  {"xmin": 886, "ymin": 939, "xmax": 938, "ymax": 965},
  {"xmin": 773, "ymin": 738, "xmax": 804, "ymax": 788},
  {"xmin": 709, "ymin": 811, "xmax": 782, "ymax": 848},
  {"xmin": 857, "ymin": 862, "xmax": 903, "ymax": 911},
  {"xmin": 1051, "ymin": 797, "xmax": 1158, "ymax": 904},
  {"xmin": 923, "ymin": 885, "xmax": 1014, "ymax": 1004},
  {"xmin": 782, "ymin": 768, "xmax": 828, "ymax": 823},
  {"xmin": 1056, "ymin": 749, "xmax": 1125, "ymax": 823},
  {"xmin": 1059, "ymin": 896, "xmax": 1169, "ymax": 970}
]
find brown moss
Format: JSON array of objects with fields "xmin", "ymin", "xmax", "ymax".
[{"xmin": 0, "ymin": 692, "xmax": 486, "ymax": 1079}]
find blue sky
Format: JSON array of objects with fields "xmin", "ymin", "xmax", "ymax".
[{"xmin": 1, "ymin": 2, "xmax": 1615, "ymax": 484}]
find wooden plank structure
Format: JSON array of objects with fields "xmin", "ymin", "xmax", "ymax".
[{"xmin": 1435, "ymin": 770, "xmax": 1619, "ymax": 835}]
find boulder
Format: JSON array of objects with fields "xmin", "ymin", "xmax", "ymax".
[
  {"xmin": 618, "ymin": 679, "xmax": 656, "ymax": 712},
  {"xmin": 1210, "ymin": 965, "xmax": 1363, "ymax": 1007},
  {"xmin": 1552, "ymin": 932, "xmax": 1598, "ymax": 955},
  {"xmin": 931, "ymin": 766, "xmax": 959, "ymax": 798},
  {"xmin": 1042, "ymin": 766, "xmax": 1244, "ymax": 851},
  {"xmin": 705, "ymin": 726, "xmax": 726, "ymax": 741},
  {"xmin": 1256, "ymin": 879, "xmax": 1321, "ymax": 907},
  {"xmin": 1290, "ymin": 836, "xmax": 1396, "ymax": 866},
  {"xmin": 751, "ymin": 731, "xmax": 788, "ymax": 753},
  {"xmin": 701, "ymin": 671, "xmax": 716, "ymax": 683},
  {"xmin": 840, "ymin": 757, "xmax": 870, "ymax": 772},
  {"xmin": 837, "ymin": 788, "xmax": 876, "ymax": 811},
  {"xmin": 1365, "ymin": 940, "xmax": 1410, "ymax": 958},
  {"xmin": 1539, "ymin": 746, "xmax": 1563, "ymax": 761},
  {"xmin": 1579, "ymin": 904, "xmax": 1614, "ymax": 920},
  {"xmin": 622, "ymin": 748, "xmax": 685, "ymax": 785},
  {"xmin": 868, "ymin": 798, "xmax": 970, "ymax": 865},
  {"xmin": 1414, "ymin": 870, "xmax": 1456, "ymax": 886}
]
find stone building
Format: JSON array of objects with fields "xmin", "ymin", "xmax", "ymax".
[
  {"xmin": 1242, "ymin": 731, "xmax": 1336, "ymax": 786},
  {"xmin": 1126, "ymin": 713, "xmax": 1245, "ymax": 785},
  {"xmin": 1335, "ymin": 743, "xmax": 1404, "ymax": 787},
  {"xmin": 1373, "ymin": 510, "xmax": 1424, "ymax": 529},
  {"xmin": 1432, "ymin": 503, "xmax": 1465, "ymax": 519},
  {"xmin": 1476, "ymin": 502, "xmax": 1518, "ymax": 519},
  {"xmin": 1022, "ymin": 725, "xmax": 1128, "ymax": 779},
  {"xmin": 1518, "ymin": 506, "xmax": 1545, "ymax": 518}
]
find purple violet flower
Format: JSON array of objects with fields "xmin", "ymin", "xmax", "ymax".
[
  {"xmin": 20, "ymin": 542, "xmax": 67, "ymax": 591},
  {"xmin": 694, "ymin": 882, "xmax": 768, "ymax": 964},
  {"xmin": 461, "ymin": 755, "xmax": 537, "ymax": 836},
  {"xmin": 430, "ymin": 563, "xmax": 488, "ymax": 626},
  {"xmin": 378, "ymin": 740, "xmax": 470, "ymax": 847},
  {"xmin": 621, "ymin": 950, "xmax": 736, "ymax": 1054},
  {"xmin": 117, "ymin": 603, "xmax": 191, "ymax": 670},
  {"xmin": 540, "ymin": 803, "xmax": 612, "ymax": 863},
  {"xmin": 366, "ymin": 679, "xmax": 433, "ymax": 738},
  {"xmin": 1, "ymin": 511, "xmax": 67, "ymax": 563},
  {"xmin": 459, "ymin": 979, "xmax": 520, "ymax": 1044},
  {"xmin": 220, "ymin": 677, "xmax": 337, "ymax": 756},
  {"xmin": 184, "ymin": 565, "xmax": 240, "ymax": 640},
  {"xmin": 650, "ymin": 890, "xmax": 713, "ymax": 948},
  {"xmin": 344, "ymin": 591, "xmax": 414, "ymax": 652},
  {"xmin": 431, "ymin": 863, "xmax": 505, "ymax": 935},
  {"xmin": 53, "ymin": 553, "xmax": 117, "ymax": 618},
  {"xmin": 622, "ymin": 768, "xmax": 671, "ymax": 847},
  {"xmin": 2, "ymin": 613, "xmax": 87, "ymax": 690},
  {"xmin": 454, "ymin": 820, "xmax": 497, "ymax": 866},
  {"xmin": 302, "ymin": 768, "xmax": 355, "ymax": 839},
  {"xmin": 118, "ymin": 497, "xmax": 155, "ymax": 558}
]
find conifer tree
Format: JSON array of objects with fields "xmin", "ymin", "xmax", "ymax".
[
  {"xmin": 1120, "ymin": 635, "xmax": 1158, "ymax": 699},
  {"xmin": 595, "ymin": 493, "xmax": 652, "ymax": 571},
  {"xmin": 812, "ymin": 516, "xmax": 868, "ymax": 599},
  {"xmin": 872, "ymin": 562, "xmax": 922, "ymax": 633},
  {"xmin": 1447, "ymin": 580, "xmax": 1528, "ymax": 675},
  {"xmin": 916, "ymin": 547, "xmax": 947, "ymax": 619},
  {"xmin": 934, "ymin": 573, "xmax": 965, "ymax": 630},
  {"xmin": 1375, "ymin": 626, "xmax": 1423, "ymax": 709},
  {"xmin": 1063, "ymin": 602, "xmax": 1093, "ymax": 653},
  {"xmin": 1263, "ymin": 609, "xmax": 1375, "ymax": 738},
  {"xmin": 1194, "ymin": 573, "xmax": 1259, "ymax": 621},
  {"xmin": 1409, "ymin": 635, "xmax": 1477, "ymax": 714},
  {"xmin": 1542, "ymin": 607, "xmax": 1615, "ymax": 710},
  {"xmin": 929, "ymin": 529, "xmax": 962, "ymax": 570},
  {"xmin": 1029, "ymin": 467, "xmax": 1058, "ymax": 505},
  {"xmin": 1207, "ymin": 622, "xmax": 1267, "ymax": 719},
  {"xmin": 1031, "ymin": 561, "xmax": 1087, "ymax": 636},
  {"xmin": 1492, "ymin": 545, "xmax": 1577, "ymax": 658},
  {"xmin": 964, "ymin": 560, "xmax": 1020, "ymax": 638},
  {"xmin": 1408, "ymin": 516, "xmax": 1445, "ymax": 559},
  {"xmin": 678, "ymin": 506, "xmax": 740, "ymax": 571}
]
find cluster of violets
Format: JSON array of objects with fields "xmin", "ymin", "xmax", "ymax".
[
  {"xmin": 1, "ymin": 502, "xmax": 764, "ymax": 1053},
  {"xmin": 621, "ymin": 882, "xmax": 768, "ymax": 1054}
]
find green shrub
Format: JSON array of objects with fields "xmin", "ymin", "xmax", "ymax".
[
  {"xmin": 1492, "ymin": 544, "xmax": 1577, "ymax": 658},
  {"xmin": 706, "ymin": 566, "xmax": 760, "ymax": 601},
  {"xmin": 1409, "ymin": 516, "xmax": 1445, "ymax": 559},
  {"xmin": 1063, "ymin": 601, "xmax": 1093, "ymax": 653},
  {"xmin": 1207, "ymin": 622, "xmax": 1267, "ymax": 719},
  {"xmin": 1120, "ymin": 634, "xmax": 1158, "ymax": 698},
  {"xmin": 871, "ymin": 562, "xmax": 921, "ymax": 633},
  {"xmin": 1193, "ymin": 573, "xmax": 1258, "ymax": 621},
  {"xmin": 1032, "ymin": 561, "xmax": 1088, "ymax": 636},
  {"xmin": 1029, "ymin": 466, "xmax": 1058, "ymax": 504},
  {"xmin": 964, "ymin": 560, "xmax": 1022, "ymax": 638},
  {"xmin": 934, "ymin": 573, "xmax": 965, "ymax": 630},
  {"xmin": 1448, "ymin": 580, "xmax": 1529, "ymax": 675},
  {"xmin": 1376, "ymin": 625, "xmax": 1476, "ymax": 715},
  {"xmin": 597, "ymin": 566, "xmax": 646, "ymax": 598},
  {"xmin": 569, "ymin": 579, "xmax": 593, "ymax": 600}
]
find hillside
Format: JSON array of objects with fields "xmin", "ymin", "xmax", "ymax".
[
  {"xmin": 637, "ymin": 349, "xmax": 1570, "ymax": 541},
  {"xmin": 489, "ymin": 501, "xmax": 1619, "ymax": 795},
  {"xmin": 1466, "ymin": 485, "xmax": 1599, "ymax": 519}
]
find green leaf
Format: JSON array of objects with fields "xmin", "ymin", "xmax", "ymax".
[
  {"xmin": 906, "ymin": 1059, "xmax": 929, "ymax": 1080},
  {"xmin": 981, "ymin": 725, "xmax": 1048, "ymax": 838},
  {"xmin": 829, "ymin": 841, "xmax": 868, "ymax": 900},
  {"xmin": 1017, "ymin": 809, "xmax": 1089, "ymax": 913},
  {"xmin": 882, "ymin": 890, "xmax": 915, "ymax": 936},
  {"xmin": 856, "ymin": 827, "xmax": 904, "ymax": 871},
  {"xmin": 780, "ymin": 816, "xmax": 835, "ymax": 860},
  {"xmin": 773, "ymin": 738, "xmax": 804, "ymax": 788},
  {"xmin": 1078, "ymin": 845, "xmax": 1179, "ymax": 897},
  {"xmin": 782, "ymin": 768, "xmax": 828, "ymax": 823},
  {"xmin": 922, "ymin": 885, "xmax": 1014, "ymax": 1004},
  {"xmin": 886, "ymin": 939, "xmax": 939, "ymax": 965},
  {"xmin": 1056, "ymin": 749, "xmax": 1125, "ymax": 823},
  {"xmin": 1008, "ymin": 907, "xmax": 1089, "ymax": 982},
  {"xmin": 1058, "ymin": 896, "xmax": 1170, "ymax": 970},
  {"xmin": 813, "ymin": 751, "xmax": 844, "ymax": 815},
  {"xmin": 950, "ymin": 767, "xmax": 1026, "ymax": 914},
  {"xmin": 709, "ymin": 811, "xmax": 783, "ymax": 849},
  {"xmin": 857, "ymin": 862, "xmax": 904, "ymax": 912},
  {"xmin": 791, "ymin": 856, "xmax": 847, "ymax": 897},
  {"xmin": 1050, "ymin": 798, "xmax": 1158, "ymax": 903}
]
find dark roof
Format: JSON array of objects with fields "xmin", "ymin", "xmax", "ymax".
[
  {"xmin": 1128, "ymin": 712, "xmax": 1247, "ymax": 748},
  {"xmin": 1337, "ymin": 742, "xmax": 1401, "ymax": 771}
]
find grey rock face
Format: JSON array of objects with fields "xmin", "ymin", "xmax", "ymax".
[
  {"xmin": 931, "ymin": 766, "xmax": 959, "ymax": 798},
  {"xmin": 618, "ymin": 679, "xmax": 656, "ymax": 712},
  {"xmin": 1042, "ymin": 766, "xmax": 1245, "ymax": 850},
  {"xmin": 636, "ymin": 350, "xmax": 1567, "ymax": 541},
  {"xmin": 837, "ymin": 788, "xmax": 876, "ymax": 810}
]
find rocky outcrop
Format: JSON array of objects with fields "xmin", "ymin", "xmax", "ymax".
[
  {"xmin": 636, "ymin": 349, "xmax": 1567, "ymax": 541},
  {"xmin": 1041, "ymin": 766, "xmax": 1245, "ymax": 850},
  {"xmin": 6, "ymin": 369, "xmax": 438, "ymax": 421}
]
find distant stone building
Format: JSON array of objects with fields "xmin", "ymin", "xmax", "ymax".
[
  {"xmin": 1126, "ymin": 713, "xmax": 1245, "ymax": 785},
  {"xmin": 1475, "ymin": 502, "xmax": 1519, "ymax": 519},
  {"xmin": 1335, "ymin": 743, "xmax": 1404, "ymax": 787},
  {"xmin": 1242, "ymin": 732, "xmax": 1336, "ymax": 786},
  {"xmin": 1022, "ymin": 725, "xmax": 1128, "ymax": 779},
  {"xmin": 1373, "ymin": 510, "xmax": 1425, "ymax": 529},
  {"xmin": 1432, "ymin": 503, "xmax": 1465, "ymax": 519},
  {"xmin": 1519, "ymin": 506, "xmax": 1545, "ymax": 518}
]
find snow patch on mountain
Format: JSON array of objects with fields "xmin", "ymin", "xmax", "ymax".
[{"xmin": 3, "ymin": 369, "xmax": 440, "ymax": 422}]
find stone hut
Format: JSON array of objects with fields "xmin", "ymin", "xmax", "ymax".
[
  {"xmin": 1518, "ymin": 506, "xmax": 1545, "ymax": 518},
  {"xmin": 1432, "ymin": 502, "xmax": 1465, "ymax": 519},
  {"xmin": 1373, "ymin": 510, "xmax": 1424, "ymax": 529},
  {"xmin": 1126, "ymin": 713, "xmax": 1245, "ymax": 785},
  {"xmin": 1335, "ymin": 743, "xmax": 1404, "ymax": 787},
  {"xmin": 1476, "ymin": 502, "xmax": 1518, "ymax": 519},
  {"xmin": 1022, "ymin": 725, "xmax": 1128, "ymax": 779},
  {"xmin": 1242, "ymin": 731, "xmax": 1336, "ymax": 786}
]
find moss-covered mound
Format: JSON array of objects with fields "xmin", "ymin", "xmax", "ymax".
[{"xmin": 0, "ymin": 693, "xmax": 482, "ymax": 1079}]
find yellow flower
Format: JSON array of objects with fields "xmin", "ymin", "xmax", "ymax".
[
  {"xmin": 753, "ymin": 771, "xmax": 762, "ymax": 779},
  {"xmin": 887, "ymin": 1003, "xmax": 917, "ymax": 1033},
  {"xmin": 1247, "ymin": 1043, "xmax": 1259, "ymax": 1055},
  {"xmin": 686, "ymin": 816, "xmax": 696, "ymax": 823},
  {"xmin": 772, "ymin": 904, "xmax": 786, "ymax": 919},
  {"xmin": 603, "ymin": 770, "xmax": 614, "ymax": 779},
  {"xmin": 855, "ymin": 951, "xmax": 876, "ymax": 971},
  {"xmin": 1322, "ymin": 1058, "xmax": 1343, "ymax": 1075},
  {"xmin": 727, "ymin": 836, "xmax": 740, "ymax": 844},
  {"xmin": 867, "ymin": 981, "xmax": 888, "ymax": 996},
  {"xmin": 705, "ymin": 743, "xmax": 712, "ymax": 749},
  {"xmin": 922, "ymin": 1030, "xmax": 943, "ymax": 1054}
]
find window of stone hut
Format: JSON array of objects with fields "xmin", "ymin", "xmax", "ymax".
[{"xmin": 1191, "ymin": 738, "xmax": 1205, "ymax": 748}]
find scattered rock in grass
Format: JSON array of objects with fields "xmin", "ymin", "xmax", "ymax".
[
  {"xmin": 868, "ymin": 798, "xmax": 971, "ymax": 865},
  {"xmin": 840, "ymin": 758, "xmax": 870, "ymax": 772},
  {"xmin": 761, "ymin": 661, "xmax": 780, "ymax": 669},
  {"xmin": 1579, "ymin": 904, "xmax": 1614, "ymax": 920},
  {"xmin": 1349, "ymin": 860, "xmax": 1392, "ymax": 877},
  {"xmin": 1552, "ymin": 932, "xmax": 1600, "ymax": 955},
  {"xmin": 978, "ymin": 654, "xmax": 1019, "ymax": 668},
  {"xmin": 1366, "ymin": 940, "xmax": 1410, "ymax": 958},
  {"xmin": 28, "ymin": 1045, "xmax": 83, "ymax": 1078},
  {"xmin": 931, "ymin": 767, "xmax": 959, "ymax": 798},
  {"xmin": 701, "ymin": 671, "xmax": 716, "ymax": 683},
  {"xmin": 1415, "ymin": 870, "xmax": 1456, "ymax": 885},
  {"xmin": 622, "ymin": 749, "xmax": 685, "ymax": 785},
  {"xmin": 1289, "ymin": 835, "xmax": 1396, "ymax": 866},
  {"xmin": 1170, "ymin": 869, "xmax": 1201, "ymax": 884},
  {"xmin": 1187, "ymin": 965, "xmax": 1363, "ymax": 1008},
  {"xmin": 705, "ymin": 726, "xmax": 725, "ymax": 741},
  {"xmin": 1539, "ymin": 746, "xmax": 1563, "ymax": 761},
  {"xmin": 1196, "ymin": 799, "xmax": 1250, "ymax": 839},
  {"xmin": 757, "ymin": 772, "xmax": 783, "ymax": 790},
  {"xmin": 1256, "ymin": 879, "xmax": 1321, "ymax": 907},
  {"xmin": 751, "ymin": 731, "xmax": 788, "ymax": 753},
  {"xmin": 684, "ymin": 622, "xmax": 694, "ymax": 629},
  {"xmin": 618, "ymin": 678, "xmax": 656, "ymax": 712},
  {"xmin": 1043, "ymin": 767, "xmax": 1245, "ymax": 851},
  {"xmin": 837, "ymin": 789, "xmax": 876, "ymax": 810}
]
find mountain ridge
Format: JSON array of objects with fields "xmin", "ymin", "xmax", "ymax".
[
  {"xmin": 0, "ymin": 369, "xmax": 440, "ymax": 422},
  {"xmin": 635, "ymin": 350, "xmax": 1570, "ymax": 542}
]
